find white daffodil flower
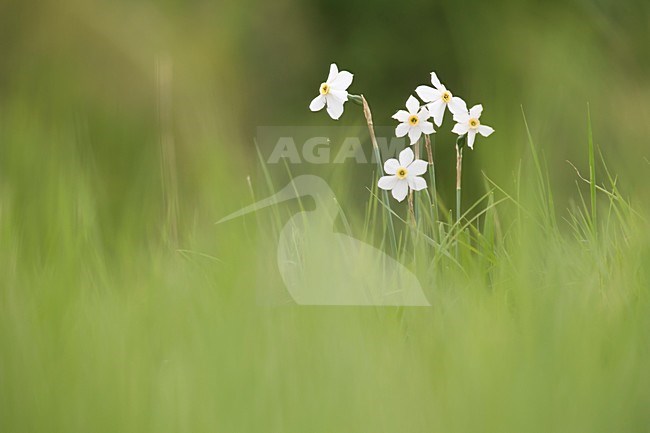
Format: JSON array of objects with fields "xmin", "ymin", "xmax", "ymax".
[
  {"xmin": 452, "ymin": 103, "xmax": 495, "ymax": 149},
  {"xmin": 378, "ymin": 147, "xmax": 428, "ymax": 202},
  {"xmin": 309, "ymin": 63, "xmax": 353, "ymax": 120},
  {"xmin": 392, "ymin": 95, "xmax": 435, "ymax": 145},
  {"xmin": 415, "ymin": 72, "xmax": 466, "ymax": 127}
]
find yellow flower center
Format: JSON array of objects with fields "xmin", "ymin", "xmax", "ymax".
[
  {"xmin": 396, "ymin": 167, "xmax": 408, "ymax": 179},
  {"xmin": 469, "ymin": 118, "xmax": 480, "ymax": 129},
  {"xmin": 408, "ymin": 115, "xmax": 419, "ymax": 126},
  {"xmin": 441, "ymin": 91, "xmax": 452, "ymax": 103},
  {"xmin": 319, "ymin": 83, "xmax": 330, "ymax": 95}
]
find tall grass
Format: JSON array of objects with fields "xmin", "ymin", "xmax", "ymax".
[
  {"xmin": 2, "ymin": 0, "xmax": 650, "ymax": 430},
  {"xmin": 1, "ymin": 109, "xmax": 650, "ymax": 433}
]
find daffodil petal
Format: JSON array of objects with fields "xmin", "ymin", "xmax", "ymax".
[
  {"xmin": 399, "ymin": 147, "xmax": 415, "ymax": 167},
  {"xmin": 392, "ymin": 180, "xmax": 409, "ymax": 202},
  {"xmin": 420, "ymin": 121, "xmax": 435, "ymax": 135},
  {"xmin": 428, "ymin": 99, "xmax": 446, "ymax": 127},
  {"xmin": 467, "ymin": 130, "xmax": 477, "ymax": 149},
  {"xmin": 407, "ymin": 126, "xmax": 422, "ymax": 144},
  {"xmin": 415, "ymin": 85, "xmax": 440, "ymax": 103},
  {"xmin": 408, "ymin": 176, "xmax": 427, "ymax": 191},
  {"xmin": 453, "ymin": 111, "xmax": 470, "ymax": 124},
  {"xmin": 469, "ymin": 104, "xmax": 483, "ymax": 119},
  {"xmin": 326, "ymin": 98, "xmax": 344, "ymax": 120},
  {"xmin": 449, "ymin": 97, "xmax": 468, "ymax": 118},
  {"xmin": 417, "ymin": 107, "xmax": 431, "ymax": 120},
  {"xmin": 430, "ymin": 71, "xmax": 442, "ymax": 89},
  {"xmin": 408, "ymin": 159, "xmax": 428, "ymax": 176},
  {"xmin": 378, "ymin": 175, "xmax": 398, "ymax": 191},
  {"xmin": 328, "ymin": 89, "xmax": 348, "ymax": 103},
  {"xmin": 478, "ymin": 125, "xmax": 494, "ymax": 137},
  {"xmin": 406, "ymin": 95, "xmax": 420, "ymax": 114},
  {"xmin": 331, "ymin": 71, "xmax": 353, "ymax": 90},
  {"xmin": 309, "ymin": 95, "xmax": 326, "ymax": 112},
  {"xmin": 392, "ymin": 110, "xmax": 410, "ymax": 122},
  {"xmin": 326, "ymin": 63, "xmax": 338, "ymax": 83},
  {"xmin": 383, "ymin": 158, "xmax": 400, "ymax": 175},
  {"xmin": 452, "ymin": 122, "xmax": 469, "ymax": 136},
  {"xmin": 395, "ymin": 122, "xmax": 410, "ymax": 138}
]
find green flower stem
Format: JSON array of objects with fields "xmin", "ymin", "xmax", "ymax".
[
  {"xmin": 348, "ymin": 94, "xmax": 364, "ymax": 106},
  {"xmin": 424, "ymin": 134, "xmax": 438, "ymax": 232},
  {"xmin": 413, "ymin": 140, "xmax": 421, "ymax": 226},
  {"xmin": 360, "ymin": 95, "xmax": 398, "ymax": 255},
  {"xmin": 455, "ymin": 135, "xmax": 465, "ymax": 258}
]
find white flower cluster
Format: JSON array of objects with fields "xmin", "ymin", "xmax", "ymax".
[
  {"xmin": 309, "ymin": 64, "xmax": 494, "ymax": 202},
  {"xmin": 414, "ymin": 72, "xmax": 494, "ymax": 149}
]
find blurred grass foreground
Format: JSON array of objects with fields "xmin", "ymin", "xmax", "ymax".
[{"xmin": 2, "ymin": 1, "xmax": 650, "ymax": 432}]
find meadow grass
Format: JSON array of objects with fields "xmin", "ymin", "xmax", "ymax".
[{"xmin": 1, "ymin": 112, "xmax": 650, "ymax": 433}]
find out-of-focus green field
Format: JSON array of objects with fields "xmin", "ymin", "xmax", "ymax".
[{"xmin": 1, "ymin": 1, "xmax": 650, "ymax": 432}]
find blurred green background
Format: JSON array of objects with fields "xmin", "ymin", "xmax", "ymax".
[
  {"xmin": 2, "ymin": 0, "xmax": 650, "ymax": 432},
  {"xmin": 2, "ymin": 0, "xmax": 650, "ymax": 212}
]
